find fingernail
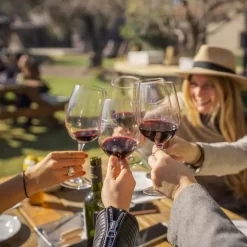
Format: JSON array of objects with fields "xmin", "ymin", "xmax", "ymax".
[
  {"xmin": 82, "ymin": 171, "xmax": 86, "ymax": 175},
  {"xmin": 85, "ymin": 154, "xmax": 88, "ymax": 158}
]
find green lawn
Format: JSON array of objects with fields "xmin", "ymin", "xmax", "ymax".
[
  {"xmin": 53, "ymin": 54, "xmax": 115, "ymax": 68},
  {"xmin": 0, "ymin": 56, "xmax": 113, "ymax": 177}
]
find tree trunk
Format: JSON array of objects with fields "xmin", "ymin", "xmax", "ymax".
[{"xmin": 83, "ymin": 12, "xmax": 109, "ymax": 68}]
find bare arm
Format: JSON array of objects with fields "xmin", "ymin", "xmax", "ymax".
[
  {"xmin": 0, "ymin": 151, "xmax": 87, "ymax": 213},
  {"xmin": 0, "ymin": 174, "xmax": 27, "ymax": 213}
]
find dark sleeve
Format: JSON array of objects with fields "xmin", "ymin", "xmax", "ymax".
[
  {"xmin": 93, "ymin": 206, "xmax": 139, "ymax": 247},
  {"xmin": 168, "ymin": 184, "xmax": 247, "ymax": 247}
]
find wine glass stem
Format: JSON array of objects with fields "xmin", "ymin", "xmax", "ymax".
[
  {"xmin": 78, "ymin": 143, "xmax": 85, "ymax": 151},
  {"xmin": 119, "ymin": 158, "xmax": 123, "ymax": 168}
]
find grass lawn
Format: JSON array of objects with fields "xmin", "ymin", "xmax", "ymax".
[
  {"xmin": 0, "ymin": 56, "xmax": 113, "ymax": 177},
  {"xmin": 53, "ymin": 54, "xmax": 116, "ymax": 68}
]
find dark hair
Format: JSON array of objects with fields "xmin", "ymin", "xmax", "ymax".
[{"xmin": 23, "ymin": 57, "xmax": 40, "ymax": 80}]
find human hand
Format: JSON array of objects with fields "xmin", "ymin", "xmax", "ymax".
[
  {"xmin": 25, "ymin": 151, "xmax": 88, "ymax": 195},
  {"xmin": 148, "ymin": 146, "xmax": 197, "ymax": 200},
  {"xmin": 113, "ymin": 126, "xmax": 131, "ymax": 137},
  {"xmin": 164, "ymin": 136, "xmax": 201, "ymax": 164},
  {"xmin": 102, "ymin": 156, "xmax": 136, "ymax": 211}
]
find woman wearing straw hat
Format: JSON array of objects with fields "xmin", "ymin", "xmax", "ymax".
[{"xmin": 141, "ymin": 45, "xmax": 247, "ymax": 217}]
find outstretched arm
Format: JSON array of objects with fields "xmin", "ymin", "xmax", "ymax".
[
  {"xmin": 164, "ymin": 135, "xmax": 247, "ymax": 176},
  {"xmin": 93, "ymin": 156, "xmax": 138, "ymax": 247},
  {"xmin": 198, "ymin": 136, "xmax": 247, "ymax": 176},
  {"xmin": 0, "ymin": 151, "xmax": 87, "ymax": 213},
  {"xmin": 169, "ymin": 184, "xmax": 247, "ymax": 247}
]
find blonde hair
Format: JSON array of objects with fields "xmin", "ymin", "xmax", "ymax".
[{"xmin": 183, "ymin": 75, "xmax": 247, "ymax": 198}]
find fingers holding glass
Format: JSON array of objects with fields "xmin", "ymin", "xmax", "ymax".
[{"xmin": 102, "ymin": 156, "xmax": 136, "ymax": 211}]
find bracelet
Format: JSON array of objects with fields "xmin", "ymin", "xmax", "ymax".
[
  {"xmin": 22, "ymin": 171, "xmax": 29, "ymax": 198},
  {"xmin": 185, "ymin": 144, "xmax": 204, "ymax": 174},
  {"xmin": 191, "ymin": 144, "xmax": 204, "ymax": 165}
]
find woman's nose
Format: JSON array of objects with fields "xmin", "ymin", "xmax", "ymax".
[{"xmin": 194, "ymin": 86, "xmax": 204, "ymax": 96}]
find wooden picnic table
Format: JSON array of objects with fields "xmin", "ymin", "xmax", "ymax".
[
  {"xmin": 1, "ymin": 156, "xmax": 244, "ymax": 247},
  {"xmin": 0, "ymin": 83, "xmax": 66, "ymax": 126}
]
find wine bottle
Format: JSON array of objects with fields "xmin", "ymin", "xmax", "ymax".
[{"xmin": 84, "ymin": 156, "xmax": 103, "ymax": 247}]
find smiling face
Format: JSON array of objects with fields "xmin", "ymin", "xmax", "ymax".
[{"xmin": 189, "ymin": 75, "xmax": 218, "ymax": 115}]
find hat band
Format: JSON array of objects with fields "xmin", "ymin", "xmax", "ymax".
[{"xmin": 193, "ymin": 61, "xmax": 235, "ymax": 74}]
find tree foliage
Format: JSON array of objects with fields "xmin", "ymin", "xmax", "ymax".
[
  {"xmin": 0, "ymin": 0, "xmax": 245, "ymax": 61},
  {"xmin": 121, "ymin": 0, "xmax": 245, "ymax": 54}
]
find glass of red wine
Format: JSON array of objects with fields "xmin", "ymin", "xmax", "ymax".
[
  {"xmin": 98, "ymin": 96, "xmax": 141, "ymax": 207},
  {"xmin": 63, "ymin": 84, "xmax": 106, "ymax": 190},
  {"xmin": 138, "ymin": 78, "xmax": 180, "ymax": 196},
  {"xmin": 110, "ymin": 76, "xmax": 143, "ymax": 167}
]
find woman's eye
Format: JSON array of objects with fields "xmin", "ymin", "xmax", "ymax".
[
  {"xmin": 203, "ymin": 84, "xmax": 214, "ymax": 89},
  {"xmin": 190, "ymin": 82, "xmax": 197, "ymax": 88}
]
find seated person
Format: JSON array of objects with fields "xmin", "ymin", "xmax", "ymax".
[{"xmin": 140, "ymin": 45, "xmax": 247, "ymax": 217}]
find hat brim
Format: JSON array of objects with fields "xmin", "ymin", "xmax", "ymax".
[{"xmin": 176, "ymin": 67, "xmax": 247, "ymax": 91}]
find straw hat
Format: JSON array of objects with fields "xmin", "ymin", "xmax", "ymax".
[{"xmin": 178, "ymin": 45, "xmax": 247, "ymax": 90}]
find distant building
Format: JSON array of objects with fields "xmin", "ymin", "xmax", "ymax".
[{"xmin": 208, "ymin": 13, "xmax": 244, "ymax": 55}]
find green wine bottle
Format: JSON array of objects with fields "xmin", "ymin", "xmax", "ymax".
[{"xmin": 84, "ymin": 156, "xmax": 103, "ymax": 247}]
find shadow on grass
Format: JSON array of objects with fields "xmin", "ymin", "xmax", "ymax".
[
  {"xmin": 0, "ymin": 122, "xmax": 104, "ymax": 177},
  {"xmin": 0, "ymin": 125, "xmax": 101, "ymax": 159}
]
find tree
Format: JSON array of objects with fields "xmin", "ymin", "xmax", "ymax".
[
  {"xmin": 121, "ymin": 0, "xmax": 245, "ymax": 55},
  {"xmin": 174, "ymin": 0, "xmax": 245, "ymax": 53},
  {"xmin": 0, "ymin": 0, "xmax": 127, "ymax": 67},
  {"xmin": 121, "ymin": 0, "xmax": 178, "ymax": 50}
]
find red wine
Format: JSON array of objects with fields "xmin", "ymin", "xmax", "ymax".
[
  {"xmin": 139, "ymin": 120, "xmax": 178, "ymax": 147},
  {"xmin": 72, "ymin": 129, "xmax": 99, "ymax": 143},
  {"xmin": 101, "ymin": 136, "xmax": 138, "ymax": 159},
  {"xmin": 112, "ymin": 112, "xmax": 135, "ymax": 127}
]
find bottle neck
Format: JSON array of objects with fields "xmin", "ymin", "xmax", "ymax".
[
  {"xmin": 91, "ymin": 181, "xmax": 103, "ymax": 192},
  {"xmin": 90, "ymin": 165, "xmax": 103, "ymax": 192}
]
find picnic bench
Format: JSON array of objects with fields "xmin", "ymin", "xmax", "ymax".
[{"xmin": 0, "ymin": 84, "xmax": 68, "ymax": 127}]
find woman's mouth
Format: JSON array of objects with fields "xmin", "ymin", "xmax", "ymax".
[{"xmin": 195, "ymin": 99, "xmax": 211, "ymax": 106}]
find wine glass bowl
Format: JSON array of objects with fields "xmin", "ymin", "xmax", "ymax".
[
  {"xmin": 62, "ymin": 84, "xmax": 106, "ymax": 190},
  {"xmin": 98, "ymin": 99, "xmax": 140, "ymax": 160},
  {"xmin": 138, "ymin": 78, "xmax": 180, "ymax": 196},
  {"xmin": 98, "ymin": 98, "xmax": 140, "ymax": 208},
  {"xmin": 110, "ymin": 76, "xmax": 143, "ymax": 167}
]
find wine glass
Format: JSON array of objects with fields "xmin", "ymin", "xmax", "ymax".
[
  {"xmin": 98, "ymin": 96, "xmax": 141, "ymax": 207},
  {"xmin": 138, "ymin": 78, "xmax": 180, "ymax": 196},
  {"xmin": 110, "ymin": 76, "xmax": 143, "ymax": 167},
  {"xmin": 62, "ymin": 84, "xmax": 106, "ymax": 190}
]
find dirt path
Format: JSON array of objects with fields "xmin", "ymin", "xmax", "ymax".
[{"xmin": 41, "ymin": 65, "xmax": 90, "ymax": 78}]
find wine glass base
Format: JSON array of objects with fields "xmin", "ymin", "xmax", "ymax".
[
  {"xmin": 127, "ymin": 155, "xmax": 143, "ymax": 168},
  {"xmin": 61, "ymin": 177, "xmax": 91, "ymax": 190},
  {"xmin": 143, "ymin": 186, "xmax": 165, "ymax": 197},
  {"xmin": 145, "ymin": 172, "xmax": 151, "ymax": 180}
]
